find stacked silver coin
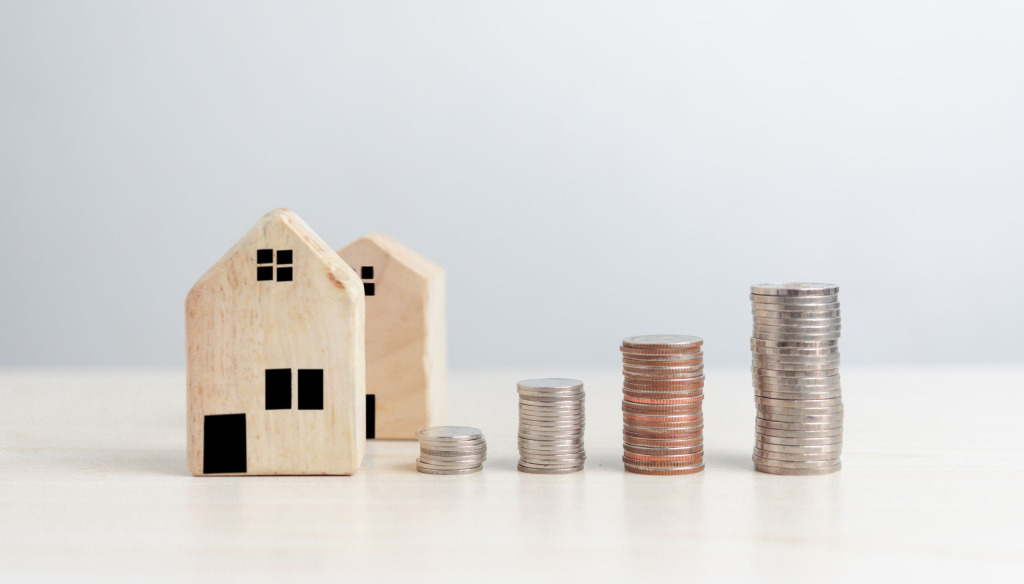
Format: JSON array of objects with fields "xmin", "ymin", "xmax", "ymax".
[
  {"xmin": 415, "ymin": 426, "xmax": 487, "ymax": 475},
  {"xmin": 621, "ymin": 335, "xmax": 705, "ymax": 475},
  {"xmin": 517, "ymin": 378, "xmax": 586, "ymax": 474},
  {"xmin": 750, "ymin": 283, "xmax": 843, "ymax": 475}
]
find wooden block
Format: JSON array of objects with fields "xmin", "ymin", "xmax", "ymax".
[
  {"xmin": 337, "ymin": 233, "xmax": 447, "ymax": 439},
  {"xmin": 186, "ymin": 209, "xmax": 366, "ymax": 476}
]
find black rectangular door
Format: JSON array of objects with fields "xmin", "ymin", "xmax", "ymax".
[
  {"xmin": 366, "ymin": 394, "xmax": 376, "ymax": 439},
  {"xmin": 203, "ymin": 413, "xmax": 247, "ymax": 474}
]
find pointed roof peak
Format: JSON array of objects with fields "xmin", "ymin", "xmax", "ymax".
[
  {"xmin": 339, "ymin": 232, "xmax": 442, "ymax": 279},
  {"xmin": 252, "ymin": 208, "xmax": 347, "ymax": 267},
  {"xmin": 189, "ymin": 208, "xmax": 362, "ymax": 295},
  {"xmin": 247, "ymin": 207, "xmax": 295, "ymax": 225}
]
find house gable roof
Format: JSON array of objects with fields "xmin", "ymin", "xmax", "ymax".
[
  {"xmin": 337, "ymin": 232, "xmax": 443, "ymax": 281},
  {"xmin": 189, "ymin": 208, "xmax": 361, "ymax": 299}
]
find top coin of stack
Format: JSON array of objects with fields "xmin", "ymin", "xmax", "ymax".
[
  {"xmin": 621, "ymin": 334, "xmax": 705, "ymax": 475},
  {"xmin": 750, "ymin": 283, "xmax": 842, "ymax": 476},
  {"xmin": 415, "ymin": 426, "xmax": 487, "ymax": 475}
]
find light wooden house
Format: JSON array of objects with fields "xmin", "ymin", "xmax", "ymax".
[
  {"xmin": 338, "ymin": 233, "xmax": 447, "ymax": 439},
  {"xmin": 186, "ymin": 209, "xmax": 366, "ymax": 476}
]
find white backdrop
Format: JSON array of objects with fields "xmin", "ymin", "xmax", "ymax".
[{"xmin": 1, "ymin": 1, "xmax": 1022, "ymax": 369}]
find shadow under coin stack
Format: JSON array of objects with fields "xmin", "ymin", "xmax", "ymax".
[
  {"xmin": 517, "ymin": 378, "xmax": 586, "ymax": 474},
  {"xmin": 415, "ymin": 426, "xmax": 487, "ymax": 475},
  {"xmin": 621, "ymin": 335, "xmax": 705, "ymax": 475},
  {"xmin": 750, "ymin": 283, "xmax": 843, "ymax": 475}
]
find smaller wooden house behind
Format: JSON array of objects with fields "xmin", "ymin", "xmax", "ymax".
[{"xmin": 338, "ymin": 233, "xmax": 447, "ymax": 440}]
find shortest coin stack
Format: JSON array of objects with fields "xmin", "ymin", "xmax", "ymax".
[
  {"xmin": 416, "ymin": 426, "xmax": 487, "ymax": 475},
  {"xmin": 517, "ymin": 378, "xmax": 586, "ymax": 474}
]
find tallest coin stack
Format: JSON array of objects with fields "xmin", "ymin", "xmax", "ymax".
[{"xmin": 750, "ymin": 283, "xmax": 843, "ymax": 475}]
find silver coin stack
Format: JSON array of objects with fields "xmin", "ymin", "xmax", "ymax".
[
  {"xmin": 750, "ymin": 283, "xmax": 843, "ymax": 475},
  {"xmin": 621, "ymin": 335, "xmax": 705, "ymax": 476},
  {"xmin": 517, "ymin": 378, "xmax": 586, "ymax": 474},
  {"xmin": 415, "ymin": 426, "xmax": 487, "ymax": 475}
]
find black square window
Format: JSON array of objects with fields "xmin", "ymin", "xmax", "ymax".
[
  {"xmin": 265, "ymin": 369, "xmax": 291, "ymax": 409},
  {"xmin": 361, "ymin": 266, "xmax": 374, "ymax": 279},
  {"xmin": 277, "ymin": 250, "xmax": 293, "ymax": 265},
  {"xmin": 298, "ymin": 369, "xmax": 324, "ymax": 410},
  {"xmin": 277, "ymin": 267, "xmax": 293, "ymax": 282},
  {"xmin": 257, "ymin": 266, "xmax": 274, "ymax": 281},
  {"xmin": 364, "ymin": 282, "xmax": 375, "ymax": 296},
  {"xmin": 257, "ymin": 249, "xmax": 274, "ymax": 264}
]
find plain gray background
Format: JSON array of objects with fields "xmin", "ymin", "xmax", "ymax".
[{"xmin": 1, "ymin": 1, "xmax": 1022, "ymax": 369}]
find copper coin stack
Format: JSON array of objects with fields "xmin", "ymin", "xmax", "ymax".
[
  {"xmin": 750, "ymin": 283, "xmax": 843, "ymax": 476},
  {"xmin": 621, "ymin": 334, "xmax": 705, "ymax": 475}
]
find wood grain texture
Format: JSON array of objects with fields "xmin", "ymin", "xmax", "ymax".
[
  {"xmin": 186, "ymin": 209, "xmax": 365, "ymax": 475},
  {"xmin": 338, "ymin": 233, "xmax": 447, "ymax": 439}
]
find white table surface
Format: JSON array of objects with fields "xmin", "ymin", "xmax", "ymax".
[{"xmin": 1, "ymin": 367, "xmax": 1022, "ymax": 582}]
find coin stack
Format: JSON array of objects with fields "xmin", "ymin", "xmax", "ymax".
[
  {"xmin": 415, "ymin": 426, "xmax": 487, "ymax": 475},
  {"xmin": 517, "ymin": 378, "xmax": 586, "ymax": 474},
  {"xmin": 621, "ymin": 335, "xmax": 705, "ymax": 475},
  {"xmin": 750, "ymin": 283, "xmax": 843, "ymax": 476}
]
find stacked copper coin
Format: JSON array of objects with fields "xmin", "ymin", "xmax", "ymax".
[
  {"xmin": 517, "ymin": 378, "xmax": 586, "ymax": 474},
  {"xmin": 621, "ymin": 334, "xmax": 705, "ymax": 475},
  {"xmin": 750, "ymin": 283, "xmax": 842, "ymax": 475}
]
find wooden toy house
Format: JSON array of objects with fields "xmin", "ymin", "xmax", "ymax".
[
  {"xmin": 186, "ymin": 209, "xmax": 366, "ymax": 476},
  {"xmin": 338, "ymin": 233, "xmax": 447, "ymax": 439}
]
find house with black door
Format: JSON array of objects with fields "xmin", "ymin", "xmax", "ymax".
[{"xmin": 186, "ymin": 208, "xmax": 366, "ymax": 476}]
